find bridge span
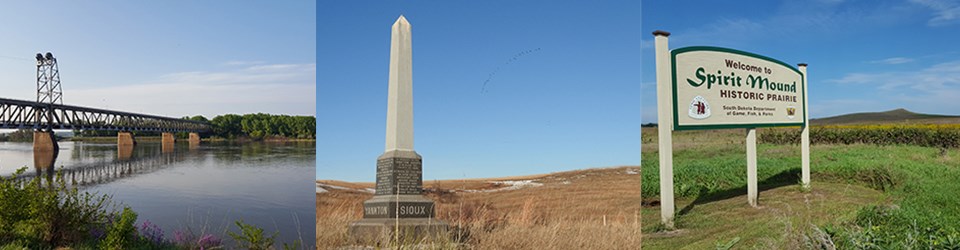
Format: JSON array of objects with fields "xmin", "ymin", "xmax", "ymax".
[{"xmin": 0, "ymin": 97, "xmax": 208, "ymax": 132}]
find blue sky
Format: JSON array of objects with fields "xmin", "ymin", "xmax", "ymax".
[
  {"xmin": 0, "ymin": 1, "xmax": 316, "ymax": 119},
  {"xmin": 318, "ymin": 1, "xmax": 642, "ymax": 181},
  {"xmin": 641, "ymin": 0, "xmax": 960, "ymax": 123}
]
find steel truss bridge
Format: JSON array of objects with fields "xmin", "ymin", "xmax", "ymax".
[
  {"xmin": 0, "ymin": 97, "xmax": 208, "ymax": 132},
  {"xmin": 0, "ymin": 52, "xmax": 209, "ymax": 133}
]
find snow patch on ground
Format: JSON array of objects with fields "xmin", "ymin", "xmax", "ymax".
[
  {"xmin": 317, "ymin": 183, "xmax": 374, "ymax": 194},
  {"xmin": 460, "ymin": 180, "xmax": 545, "ymax": 193},
  {"xmin": 626, "ymin": 169, "xmax": 639, "ymax": 175},
  {"xmin": 562, "ymin": 180, "xmax": 572, "ymax": 185},
  {"xmin": 492, "ymin": 180, "xmax": 544, "ymax": 190}
]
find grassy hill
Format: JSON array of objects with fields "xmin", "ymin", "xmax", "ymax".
[
  {"xmin": 317, "ymin": 166, "xmax": 642, "ymax": 249},
  {"xmin": 812, "ymin": 108, "xmax": 960, "ymax": 125}
]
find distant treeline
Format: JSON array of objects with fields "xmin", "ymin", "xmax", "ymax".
[
  {"xmin": 0, "ymin": 129, "xmax": 34, "ymax": 142},
  {"xmin": 205, "ymin": 113, "xmax": 315, "ymax": 139},
  {"xmin": 74, "ymin": 113, "xmax": 316, "ymax": 140}
]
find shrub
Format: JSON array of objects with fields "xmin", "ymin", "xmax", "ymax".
[
  {"xmin": 228, "ymin": 220, "xmax": 277, "ymax": 250},
  {"xmin": 760, "ymin": 124, "xmax": 960, "ymax": 148},
  {"xmin": 0, "ymin": 168, "xmax": 112, "ymax": 248},
  {"xmin": 99, "ymin": 207, "xmax": 138, "ymax": 250}
]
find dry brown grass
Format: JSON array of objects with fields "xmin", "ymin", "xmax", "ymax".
[
  {"xmin": 317, "ymin": 166, "xmax": 642, "ymax": 249},
  {"xmin": 315, "ymin": 188, "xmax": 367, "ymax": 247}
]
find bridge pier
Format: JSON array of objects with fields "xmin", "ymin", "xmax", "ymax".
[
  {"xmin": 189, "ymin": 132, "xmax": 201, "ymax": 145},
  {"xmin": 33, "ymin": 130, "xmax": 59, "ymax": 152},
  {"xmin": 161, "ymin": 132, "xmax": 175, "ymax": 153},
  {"xmin": 33, "ymin": 130, "xmax": 59, "ymax": 184},
  {"xmin": 117, "ymin": 132, "xmax": 136, "ymax": 160},
  {"xmin": 118, "ymin": 131, "xmax": 137, "ymax": 146},
  {"xmin": 188, "ymin": 132, "xmax": 200, "ymax": 150}
]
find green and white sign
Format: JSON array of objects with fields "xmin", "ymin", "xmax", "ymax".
[
  {"xmin": 653, "ymin": 30, "xmax": 811, "ymax": 229},
  {"xmin": 671, "ymin": 46, "xmax": 806, "ymax": 130}
]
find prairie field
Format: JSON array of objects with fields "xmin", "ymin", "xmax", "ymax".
[{"xmin": 316, "ymin": 166, "xmax": 642, "ymax": 249}]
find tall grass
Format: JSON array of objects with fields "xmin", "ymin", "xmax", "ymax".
[
  {"xmin": 317, "ymin": 180, "xmax": 643, "ymax": 249},
  {"xmin": 317, "ymin": 200, "xmax": 641, "ymax": 249}
]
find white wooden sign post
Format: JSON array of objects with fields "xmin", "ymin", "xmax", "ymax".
[{"xmin": 652, "ymin": 30, "xmax": 809, "ymax": 228}]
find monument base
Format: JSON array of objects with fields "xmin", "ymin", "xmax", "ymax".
[
  {"xmin": 349, "ymin": 195, "xmax": 449, "ymax": 242},
  {"xmin": 348, "ymin": 218, "xmax": 449, "ymax": 242}
]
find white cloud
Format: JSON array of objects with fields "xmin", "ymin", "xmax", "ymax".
[
  {"xmin": 222, "ymin": 60, "xmax": 266, "ymax": 66},
  {"xmin": 910, "ymin": 0, "xmax": 960, "ymax": 26},
  {"xmin": 826, "ymin": 60, "xmax": 960, "ymax": 115},
  {"xmin": 869, "ymin": 57, "xmax": 914, "ymax": 64},
  {"xmin": 67, "ymin": 63, "xmax": 316, "ymax": 118},
  {"xmin": 665, "ymin": 2, "xmax": 911, "ymax": 47}
]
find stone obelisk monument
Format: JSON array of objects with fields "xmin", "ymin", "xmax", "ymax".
[{"xmin": 349, "ymin": 15, "xmax": 447, "ymax": 240}]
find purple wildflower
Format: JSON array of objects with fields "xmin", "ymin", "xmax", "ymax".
[
  {"xmin": 173, "ymin": 229, "xmax": 193, "ymax": 245},
  {"xmin": 138, "ymin": 220, "xmax": 167, "ymax": 245},
  {"xmin": 198, "ymin": 233, "xmax": 223, "ymax": 249}
]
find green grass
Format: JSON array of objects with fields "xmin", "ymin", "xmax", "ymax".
[{"xmin": 641, "ymin": 129, "xmax": 960, "ymax": 249}]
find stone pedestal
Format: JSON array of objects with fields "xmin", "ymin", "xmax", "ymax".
[{"xmin": 349, "ymin": 150, "xmax": 448, "ymax": 241}]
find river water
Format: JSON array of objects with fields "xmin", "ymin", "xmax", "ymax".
[{"xmin": 0, "ymin": 140, "xmax": 315, "ymax": 248}]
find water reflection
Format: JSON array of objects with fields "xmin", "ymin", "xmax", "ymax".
[
  {"xmin": 32, "ymin": 147, "xmax": 57, "ymax": 183},
  {"xmin": 22, "ymin": 150, "xmax": 187, "ymax": 187},
  {"xmin": 118, "ymin": 144, "xmax": 134, "ymax": 161}
]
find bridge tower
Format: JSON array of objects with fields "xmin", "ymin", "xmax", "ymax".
[
  {"xmin": 33, "ymin": 52, "xmax": 62, "ymax": 153},
  {"xmin": 36, "ymin": 52, "xmax": 63, "ymax": 128}
]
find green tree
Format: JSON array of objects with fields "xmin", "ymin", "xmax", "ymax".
[
  {"xmin": 211, "ymin": 114, "xmax": 243, "ymax": 139},
  {"xmin": 207, "ymin": 113, "xmax": 314, "ymax": 139}
]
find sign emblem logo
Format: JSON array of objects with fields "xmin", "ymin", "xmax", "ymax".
[
  {"xmin": 786, "ymin": 106, "xmax": 796, "ymax": 119},
  {"xmin": 688, "ymin": 95, "xmax": 711, "ymax": 119}
]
